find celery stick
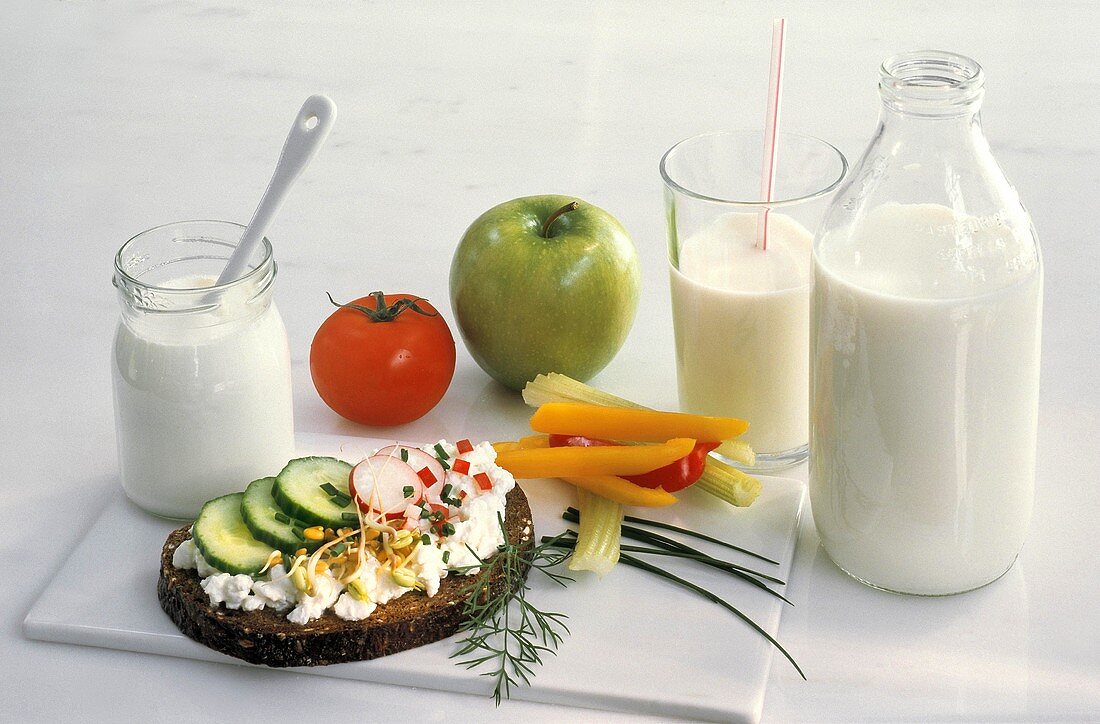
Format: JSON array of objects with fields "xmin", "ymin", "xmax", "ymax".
[
  {"xmin": 522, "ymin": 373, "xmax": 760, "ymax": 507},
  {"xmin": 695, "ymin": 457, "xmax": 761, "ymax": 507},
  {"xmin": 522, "ymin": 373, "xmax": 646, "ymax": 410},
  {"xmin": 568, "ymin": 490, "xmax": 623, "ymax": 576},
  {"xmin": 714, "ymin": 439, "xmax": 756, "ymax": 467}
]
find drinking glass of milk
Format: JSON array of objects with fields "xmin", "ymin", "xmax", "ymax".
[
  {"xmin": 661, "ymin": 130, "xmax": 847, "ymax": 470},
  {"xmin": 112, "ymin": 221, "xmax": 295, "ymax": 519},
  {"xmin": 810, "ymin": 51, "xmax": 1043, "ymax": 595}
]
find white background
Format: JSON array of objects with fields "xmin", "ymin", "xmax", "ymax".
[{"xmin": 2, "ymin": 1, "xmax": 1097, "ymax": 721}]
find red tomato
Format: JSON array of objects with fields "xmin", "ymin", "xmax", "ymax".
[{"xmin": 310, "ymin": 292, "xmax": 456, "ymax": 426}]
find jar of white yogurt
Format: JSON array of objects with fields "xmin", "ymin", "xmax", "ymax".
[{"xmin": 112, "ymin": 220, "xmax": 295, "ymax": 519}]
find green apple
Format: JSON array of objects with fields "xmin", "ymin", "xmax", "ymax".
[{"xmin": 449, "ymin": 195, "xmax": 641, "ymax": 391}]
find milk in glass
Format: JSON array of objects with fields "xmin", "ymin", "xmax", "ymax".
[{"xmin": 670, "ymin": 211, "xmax": 812, "ymax": 454}]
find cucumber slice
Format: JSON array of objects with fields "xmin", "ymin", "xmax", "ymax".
[
  {"xmin": 192, "ymin": 493, "xmax": 275, "ymax": 575},
  {"xmin": 241, "ymin": 477, "xmax": 320, "ymax": 554},
  {"xmin": 272, "ymin": 456, "xmax": 355, "ymax": 528}
]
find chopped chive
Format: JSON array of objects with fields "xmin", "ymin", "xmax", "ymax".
[
  {"xmin": 420, "ymin": 509, "xmax": 430, "ymax": 520},
  {"xmin": 442, "ymin": 483, "xmax": 453, "ymax": 498},
  {"xmin": 292, "ymin": 527, "xmax": 305, "ymax": 541},
  {"xmin": 319, "ymin": 482, "xmax": 340, "ymax": 497},
  {"xmin": 438, "ymin": 456, "xmax": 450, "ymax": 471},
  {"xmin": 274, "ymin": 511, "xmax": 291, "ymax": 524},
  {"xmin": 442, "ymin": 550, "xmax": 450, "ymax": 564},
  {"xmin": 342, "ymin": 512, "xmax": 359, "ymax": 523},
  {"xmin": 434, "ymin": 443, "xmax": 449, "ymax": 460},
  {"xmin": 330, "ymin": 543, "xmax": 346, "ymax": 556},
  {"xmin": 442, "ymin": 522, "xmax": 456, "ymax": 536},
  {"xmin": 421, "ymin": 534, "xmax": 431, "ymax": 546},
  {"xmin": 333, "ymin": 493, "xmax": 352, "ymax": 508},
  {"xmin": 403, "ymin": 485, "xmax": 415, "ymax": 498},
  {"xmin": 400, "ymin": 448, "xmax": 409, "ymax": 462}
]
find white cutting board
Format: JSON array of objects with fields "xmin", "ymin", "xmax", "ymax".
[{"xmin": 24, "ymin": 433, "xmax": 804, "ymax": 723}]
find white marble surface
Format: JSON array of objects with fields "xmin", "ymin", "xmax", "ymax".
[{"xmin": 2, "ymin": 1, "xmax": 1098, "ymax": 721}]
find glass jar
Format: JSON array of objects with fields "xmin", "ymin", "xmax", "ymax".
[
  {"xmin": 112, "ymin": 220, "xmax": 295, "ymax": 519},
  {"xmin": 810, "ymin": 52, "xmax": 1043, "ymax": 595}
]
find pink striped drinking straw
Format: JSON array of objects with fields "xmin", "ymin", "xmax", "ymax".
[{"xmin": 757, "ymin": 18, "xmax": 787, "ymax": 251}]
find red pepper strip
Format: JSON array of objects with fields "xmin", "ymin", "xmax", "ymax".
[{"xmin": 547, "ymin": 435, "xmax": 719, "ymax": 492}]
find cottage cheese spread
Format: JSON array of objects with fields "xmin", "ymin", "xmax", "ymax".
[{"xmin": 173, "ymin": 440, "xmax": 519, "ymax": 623}]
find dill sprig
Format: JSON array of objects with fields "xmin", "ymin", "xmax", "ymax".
[{"xmin": 451, "ymin": 514, "xmax": 574, "ymax": 704}]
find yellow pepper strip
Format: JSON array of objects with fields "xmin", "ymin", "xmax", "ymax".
[
  {"xmin": 561, "ymin": 477, "xmax": 677, "ymax": 508},
  {"xmin": 529, "ymin": 402, "xmax": 748, "ymax": 443},
  {"xmin": 495, "ymin": 437, "xmax": 696, "ymax": 479},
  {"xmin": 492, "ymin": 435, "xmax": 549, "ymax": 455}
]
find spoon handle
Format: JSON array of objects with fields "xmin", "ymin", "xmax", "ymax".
[{"xmin": 217, "ymin": 94, "xmax": 337, "ymax": 285}]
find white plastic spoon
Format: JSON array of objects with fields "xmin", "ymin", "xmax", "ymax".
[{"xmin": 216, "ymin": 94, "xmax": 337, "ymax": 285}]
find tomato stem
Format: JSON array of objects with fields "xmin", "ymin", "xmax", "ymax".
[
  {"xmin": 326, "ymin": 291, "xmax": 438, "ymax": 322},
  {"xmin": 541, "ymin": 201, "xmax": 580, "ymax": 238}
]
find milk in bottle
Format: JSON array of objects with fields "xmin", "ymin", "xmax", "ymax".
[{"xmin": 810, "ymin": 52, "xmax": 1043, "ymax": 595}]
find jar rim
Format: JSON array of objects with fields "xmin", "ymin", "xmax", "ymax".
[
  {"xmin": 660, "ymin": 129, "xmax": 848, "ymax": 207},
  {"xmin": 113, "ymin": 219, "xmax": 274, "ymax": 293}
]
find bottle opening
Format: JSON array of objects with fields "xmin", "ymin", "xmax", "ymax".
[{"xmin": 879, "ymin": 50, "xmax": 984, "ymax": 116}]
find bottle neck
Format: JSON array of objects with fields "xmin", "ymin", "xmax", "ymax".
[{"xmin": 878, "ymin": 50, "xmax": 985, "ymax": 120}]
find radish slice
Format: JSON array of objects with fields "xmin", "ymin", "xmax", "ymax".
[
  {"xmin": 374, "ymin": 444, "xmax": 445, "ymax": 485},
  {"xmin": 422, "ymin": 478, "xmax": 447, "ymax": 505},
  {"xmin": 349, "ymin": 455, "xmax": 423, "ymax": 518}
]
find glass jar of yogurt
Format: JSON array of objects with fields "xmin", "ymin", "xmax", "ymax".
[{"xmin": 112, "ymin": 220, "xmax": 295, "ymax": 519}]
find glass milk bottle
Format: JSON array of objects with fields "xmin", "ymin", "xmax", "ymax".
[
  {"xmin": 112, "ymin": 221, "xmax": 295, "ymax": 519},
  {"xmin": 810, "ymin": 52, "xmax": 1043, "ymax": 595}
]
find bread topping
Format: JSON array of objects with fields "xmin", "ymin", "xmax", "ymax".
[{"xmin": 173, "ymin": 440, "xmax": 516, "ymax": 623}]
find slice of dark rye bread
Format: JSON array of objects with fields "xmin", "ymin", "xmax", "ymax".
[{"xmin": 158, "ymin": 485, "xmax": 534, "ymax": 667}]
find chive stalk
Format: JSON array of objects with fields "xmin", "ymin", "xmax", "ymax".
[
  {"xmin": 614, "ymin": 509, "xmax": 780, "ymax": 566},
  {"xmin": 562, "ymin": 508, "xmax": 783, "ymax": 586},
  {"xmin": 542, "ymin": 536, "xmax": 805, "ymax": 680}
]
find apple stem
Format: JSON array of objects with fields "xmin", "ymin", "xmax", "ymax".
[{"xmin": 542, "ymin": 201, "xmax": 580, "ymax": 238}]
